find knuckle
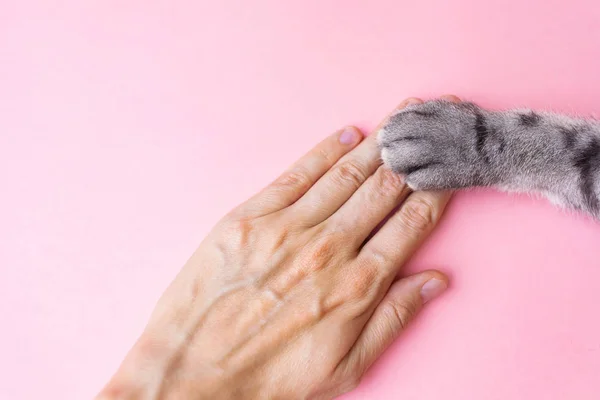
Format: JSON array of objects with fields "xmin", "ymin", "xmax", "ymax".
[
  {"xmin": 219, "ymin": 217, "xmax": 255, "ymax": 250},
  {"xmin": 363, "ymin": 245, "xmax": 390, "ymax": 267},
  {"xmin": 386, "ymin": 299, "xmax": 418, "ymax": 331},
  {"xmin": 333, "ymin": 161, "xmax": 367, "ymax": 190},
  {"xmin": 374, "ymin": 167, "xmax": 404, "ymax": 194},
  {"xmin": 316, "ymin": 145, "xmax": 336, "ymax": 166},
  {"xmin": 306, "ymin": 236, "xmax": 337, "ymax": 271},
  {"xmin": 269, "ymin": 222, "xmax": 291, "ymax": 250},
  {"xmin": 397, "ymin": 197, "xmax": 437, "ymax": 235},
  {"xmin": 345, "ymin": 262, "xmax": 381, "ymax": 301},
  {"xmin": 273, "ymin": 168, "xmax": 313, "ymax": 193}
]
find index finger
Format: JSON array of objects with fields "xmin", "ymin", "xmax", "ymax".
[
  {"xmin": 287, "ymin": 97, "xmax": 425, "ymax": 226},
  {"xmin": 239, "ymin": 126, "xmax": 364, "ymax": 217}
]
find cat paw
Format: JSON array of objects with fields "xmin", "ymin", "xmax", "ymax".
[{"xmin": 378, "ymin": 100, "xmax": 486, "ymax": 190}]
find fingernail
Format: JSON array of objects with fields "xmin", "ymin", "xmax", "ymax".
[
  {"xmin": 420, "ymin": 278, "xmax": 447, "ymax": 304},
  {"xmin": 339, "ymin": 127, "xmax": 360, "ymax": 145}
]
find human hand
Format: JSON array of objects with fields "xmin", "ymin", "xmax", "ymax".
[{"xmin": 98, "ymin": 97, "xmax": 455, "ymax": 400}]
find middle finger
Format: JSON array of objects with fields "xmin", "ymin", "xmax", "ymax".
[
  {"xmin": 323, "ymin": 166, "xmax": 411, "ymax": 248},
  {"xmin": 289, "ymin": 98, "xmax": 423, "ymax": 226}
]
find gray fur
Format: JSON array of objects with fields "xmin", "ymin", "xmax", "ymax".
[{"xmin": 377, "ymin": 99, "xmax": 600, "ymax": 217}]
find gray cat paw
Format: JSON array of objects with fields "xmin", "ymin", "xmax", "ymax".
[{"xmin": 377, "ymin": 100, "xmax": 485, "ymax": 190}]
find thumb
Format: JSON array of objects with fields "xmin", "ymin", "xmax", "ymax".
[{"xmin": 339, "ymin": 271, "xmax": 448, "ymax": 379}]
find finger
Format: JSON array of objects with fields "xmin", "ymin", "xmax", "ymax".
[
  {"xmin": 439, "ymin": 94, "xmax": 461, "ymax": 103},
  {"xmin": 242, "ymin": 126, "xmax": 363, "ymax": 216},
  {"xmin": 339, "ymin": 271, "xmax": 448, "ymax": 376},
  {"xmin": 359, "ymin": 190, "xmax": 452, "ymax": 272},
  {"xmin": 291, "ymin": 98, "xmax": 423, "ymax": 226},
  {"xmin": 324, "ymin": 166, "xmax": 411, "ymax": 247}
]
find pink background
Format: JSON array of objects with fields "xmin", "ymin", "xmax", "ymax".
[{"xmin": 2, "ymin": 1, "xmax": 600, "ymax": 399}]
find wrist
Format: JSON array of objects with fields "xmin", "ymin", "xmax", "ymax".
[
  {"xmin": 96, "ymin": 334, "xmax": 172, "ymax": 400},
  {"xmin": 97, "ymin": 332, "xmax": 241, "ymax": 400}
]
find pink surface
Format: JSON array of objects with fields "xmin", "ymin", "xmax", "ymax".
[{"xmin": 3, "ymin": 1, "xmax": 600, "ymax": 399}]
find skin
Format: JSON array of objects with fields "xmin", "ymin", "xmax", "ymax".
[{"xmin": 97, "ymin": 96, "xmax": 459, "ymax": 400}]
